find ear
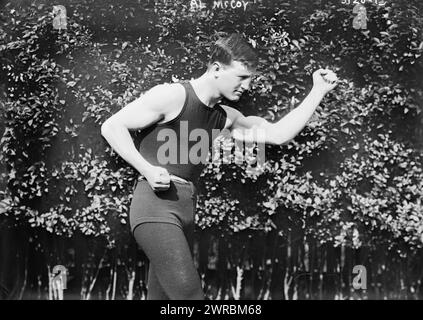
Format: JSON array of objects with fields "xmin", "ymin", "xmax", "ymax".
[
  {"xmin": 209, "ymin": 61, "xmax": 222, "ymax": 72},
  {"xmin": 209, "ymin": 62, "xmax": 224, "ymax": 79}
]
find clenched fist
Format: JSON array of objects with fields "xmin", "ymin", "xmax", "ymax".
[
  {"xmin": 143, "ymin": 166, "xmax": 171, "ymax": 192},
  {"xmin": 312, "ymin": 69, "xmax": 338, "ymax": 95}
]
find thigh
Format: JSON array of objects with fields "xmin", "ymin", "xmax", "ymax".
[{"xmin": 129, "ymin": 180, "xmax": 194, "ymax": 235}]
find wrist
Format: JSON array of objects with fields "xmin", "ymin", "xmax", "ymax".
[
  {"xmin": 137, "ymin": 162, "xmax": 154, "ymax": 177},
  {"xmin": 310, "ymin": 87, "xmax": 327, "ymax": 98}
]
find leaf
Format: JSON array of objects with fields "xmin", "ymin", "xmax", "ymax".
[{"xmin": 292, "ymin": 40, "xmax": 300, "ymax": 50}]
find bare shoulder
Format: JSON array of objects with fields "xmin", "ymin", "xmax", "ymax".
[
  {"xmin": 150, "ymin": 82, "xmax": 185, "ymax": 97},
  {"xmin": 144, "ymin": 82, "xmax": 186, "ymax": 112}
]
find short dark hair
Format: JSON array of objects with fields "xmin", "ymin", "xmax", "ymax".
[{"xmin": 208, "ymin": 33, "xmax": 258, "ymax": 70}]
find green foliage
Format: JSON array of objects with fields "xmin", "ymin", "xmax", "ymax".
[{"xmin": 0, "ymin": 0, "xmax": 422, "ymax": 259}]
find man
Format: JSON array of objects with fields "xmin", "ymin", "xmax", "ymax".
[{"xmin": 101, "ymin": 33, "xmax": 338, "ymax": 300}]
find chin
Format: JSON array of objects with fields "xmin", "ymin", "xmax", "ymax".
[{"xmin": 229, "ymin": 95, "xmax": 241, "ymax": 101}]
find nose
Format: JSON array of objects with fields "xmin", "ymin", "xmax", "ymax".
[{"xmin": 240, "ymin": 78, "xmax": 251, "ymax": 91}]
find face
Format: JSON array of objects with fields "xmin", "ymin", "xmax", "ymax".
[{"xmin": 213, "ymin": 60, "xmax": 255, "ymax": 101}]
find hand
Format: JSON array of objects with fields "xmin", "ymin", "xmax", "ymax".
[
  {"xmin": 312, "ymin": 68, "xmax": 338, "ymax": 95},
  {"xmin": 143, "ymin": 166, "xmax": 171, "ymax": 192}
]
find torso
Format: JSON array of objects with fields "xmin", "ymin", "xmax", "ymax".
[
  {"xmin": 158, "ymin": 82, "xmax": 236, "ymax": 129},
  {"xmin": 137, "ymin": 81, "xmax": 230, "ymax": 183}
]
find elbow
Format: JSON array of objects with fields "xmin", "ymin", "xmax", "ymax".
[
  {"xmin": 268, "ymin": 136, "xmax": 294, "ymax": 146},
  {"xmin": 272, "ymin": 139, "xmax": 287, "ymax": 146},
  {"xmin": 279, "ymin": 138, "xmax": 293, "ymax": 146},
  {"xmin": 101, "ymin": 119, "xmax": 114, "ymax": 139},
  {"xmin": 267, "ymin": 134, "xmax": 292, "ymax": 146},
  {"xmin": 269, "ymin": 129, "xmax": 295, "ymax": 146},
  {"xmin": 264, "ymin": 125, "xmax": 291, "ymax": 146}
]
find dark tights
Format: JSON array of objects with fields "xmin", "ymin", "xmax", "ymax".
[{"xmin": 134, "ymin": 222, "xmax": 204, "ymax": 300}]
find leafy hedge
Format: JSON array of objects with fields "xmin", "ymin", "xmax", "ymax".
[{"xmin": 0, "ymin": 0, "xmax": 422, "ymax": 259}]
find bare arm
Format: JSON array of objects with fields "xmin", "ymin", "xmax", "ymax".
[
  {"xmin": 226, "ymin": 69, "xmax": 338, "ymax": 145},
  {"xmin": 101, "ymin": 83, "xmax": 185, "ymax": 178}
]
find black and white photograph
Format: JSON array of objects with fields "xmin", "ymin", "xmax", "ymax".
[{"xmin": 0, "ymin": 0, "xmax": 422, "ymax": 304}]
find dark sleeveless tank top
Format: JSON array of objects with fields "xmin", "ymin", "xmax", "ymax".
[{"xmin": 138, "ymin": 81, "xmax": 228, "ymax": 184}]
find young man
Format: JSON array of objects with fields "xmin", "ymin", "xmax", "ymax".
[{"xmin": 101, "ymin": 33, "xmax": 338, "ymax": 300}]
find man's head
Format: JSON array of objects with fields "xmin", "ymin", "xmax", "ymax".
[
  {"xmin": 207, "ymin": 33, "xmax": 258, "ymax": 101},
  {"xmin": 208, "ymin": 33, "xmax": 258, "ymax": 71}
]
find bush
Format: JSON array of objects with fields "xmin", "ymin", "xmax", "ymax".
[{"xmin": 0, "ymin": 0, "xmax": 422, "ymax": 299}]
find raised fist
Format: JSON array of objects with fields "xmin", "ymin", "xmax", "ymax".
[{"xmin": 312, "ymin": 69, "xmax": 338, "ymax": 95}]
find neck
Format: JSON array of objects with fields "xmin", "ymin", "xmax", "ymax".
[{"xmin": 190, "ymin": 73, "xmax": 222, "ymax": 108}]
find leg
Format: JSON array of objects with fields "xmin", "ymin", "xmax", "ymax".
[
  {"xmin": 134, "ymin": 222, "xmax": 204, "ymax": 300},
  {"xmin": 146, "ymin": 266, "xmax": 169, "ymax": 300}
]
